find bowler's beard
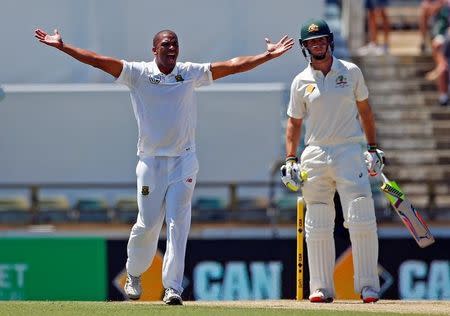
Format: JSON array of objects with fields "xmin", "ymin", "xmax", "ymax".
[{"xmin": 312, "ymin": 53, "xmax": 326, "ymax": 60}]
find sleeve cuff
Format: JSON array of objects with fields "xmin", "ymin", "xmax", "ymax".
[{"xmin": 115, "ymin": 60, "xmax": 128, "ymax": 85}]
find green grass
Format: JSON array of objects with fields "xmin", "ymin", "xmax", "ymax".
[{"xmin": 0, "ymin": 301, "xmax": 440, "ymax": 316}]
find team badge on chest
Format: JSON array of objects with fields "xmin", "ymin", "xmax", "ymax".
[
  {"xmin": 141, "ymin": 185, "xmax": 150, "ymax": 196},
  {"xmin": 335, "ymin": 75, "xmax": 348, "ymax": 88}
]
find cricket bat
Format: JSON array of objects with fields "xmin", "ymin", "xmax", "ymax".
[{"xmin": 380, "ymin": 173, "xmax": 435, "ymax": 248}]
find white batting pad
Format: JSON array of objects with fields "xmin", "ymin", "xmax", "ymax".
[
  {"xmin": 347, "ymin": 197, "xmax": 380, "ymax": 293},
  {"xmin": 305, "ymin": 203, "xmax": 336, "ymax": 295}
]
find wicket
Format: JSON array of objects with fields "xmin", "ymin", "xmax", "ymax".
[{"xmin": 296, "ymin": 196, "xmax": 305, "ymax": 300}]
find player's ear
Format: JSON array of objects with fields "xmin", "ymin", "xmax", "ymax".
[{"xmin": 152, "ymin": 46, "xmax": 157, "ymax": 56}]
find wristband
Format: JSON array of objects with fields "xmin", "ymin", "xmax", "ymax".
[
  {"xmin": 367, "ymin": 144, "xmax": 377, "ymax": 152},
  {"xmin": 286, "ymin": 156, "xmax": 298, "ymax": 163}
]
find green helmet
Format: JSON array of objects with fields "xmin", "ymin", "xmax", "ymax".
[
  {"xmin": 299, "ymin": 18, "xmax": 334, "ymax": 57},
  {"xmin": 299, "ymin": 18, "xmax": 333, "ymax": 44}
]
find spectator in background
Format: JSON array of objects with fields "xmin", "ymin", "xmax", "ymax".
[
  {"xmin": 420, "ymin": 0, "xmax": 435, "ymax": 52},
  {"xmin": 420, "ymin": 0, "xmax": 447, "ymax": 53},
  {"xmin": 435, "ymin": 30, "xmax": 450, "ymax": 106},
  {"xmin": 422, "ymin": 0, "xmax": 450, "ymax": 106},
  {"xmin": 357, "ymin": 0, "xmax": 390, "ymax": 56}
]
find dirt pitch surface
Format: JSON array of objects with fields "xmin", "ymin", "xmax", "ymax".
[{"xmin": 181, "ymin": 300, "xmax": 450, "ymax": 315}]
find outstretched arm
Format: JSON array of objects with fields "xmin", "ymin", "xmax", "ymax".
[
  {"xmin": 210, "ymin": 35, "xmax": 294, "ymax": 80},
  {"xmin": 34, "ymin": 29, "xmax": 123, "ymax": 78}
]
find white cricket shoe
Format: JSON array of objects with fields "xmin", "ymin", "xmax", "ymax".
[
  {"xmin": 357, "ymin": 42, "xmax": 384, "ymax": 56},
  {"xmin": 309, "ymin": 288, "xmax": 334, "ymax": 303},
  {"xmin": 124, "ymin": 273, "xmax": 142, "ymax": 300},
  {"xmin": 163, "ymin": 288, "xmax": 183, "ymax": 305},
  {"xmin": 361, "ymin": 286, "xmax": 379, "ymax": 303}
]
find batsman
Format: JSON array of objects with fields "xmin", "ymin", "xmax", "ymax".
[{"xmin": 281, "ymin": 19, "xmax": 384, "ymax": 303}]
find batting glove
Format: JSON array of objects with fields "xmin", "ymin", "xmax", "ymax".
[
  {"xmin": 364, "ymin": 144, "xmax": 385, "ymax": 177},
  {"xmin": 281, "ymin": 156, "xmax": 303, "ymax": 191}
]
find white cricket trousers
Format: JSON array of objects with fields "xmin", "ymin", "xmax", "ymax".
[
  {"xmin": 300, "ymin": 143, "xmax": 380, "ymax": 295},
  {"xmin": 126, "ymin": 152, "xmax": 198, "ymax": 294}
]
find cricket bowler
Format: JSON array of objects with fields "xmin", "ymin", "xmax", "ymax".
[
  {"xmin": 35, "ymin": 28, "xmax": 293, "ymax": 305},
  {"xmin": 281, "ymin": 19, "xmax": 384, "ymax": 303}
]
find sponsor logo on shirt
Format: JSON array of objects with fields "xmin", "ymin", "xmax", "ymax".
[
  {"xmin": 149, "ymin": 74, "xmax": 162, "ymax": 84},
  {"xmin": 175, "ymin": 74, "xmax": 184, "ymax": 82},
  {"xmin": 186, "ymin": 178, "xmax": 193, "ymax": 183},
  {"xmin": 335, "ymin": 75, "xmax": 348, "ymax": 88},
  {"xmin": 306, "ymin": 84, "xmax": 316, "ymax": 94}
]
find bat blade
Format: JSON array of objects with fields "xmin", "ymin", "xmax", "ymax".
[{"xmin": 381, "ymin": 180, "xmax": 435, "ymax": 248}]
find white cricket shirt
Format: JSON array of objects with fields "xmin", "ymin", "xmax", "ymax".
[
  {"xmin": 287, "ymin": 57, "xmax": 369, "ymax": 146},
  {"xmin": 116, "ymin": 60, "xmax": 213, "ymax": 157}
]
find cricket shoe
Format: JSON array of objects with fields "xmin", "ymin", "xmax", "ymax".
[
  {"xmin": 356, "ymin": 42, "xmax": 384, "ymax": 56},
  {"xmin": 361, "ymin": 286, "xmax": 379, "ymax": 303},
  {"xmin": 163, "ymin": 288, "xmax": 183, "ymax": 305},
  {"xmin": 309, "ymin": 288, "xmax": 334, "ymax": 303},
  {"xmin": 124, "ymin": 273, "xmax": 142, "ymax": 300}
]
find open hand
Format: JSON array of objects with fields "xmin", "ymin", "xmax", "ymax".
[
  {"xmin": 35, "ymin": 28, "xmax": 63, "ymax": 49},
  {"xmin": 265, "ymin": 35, "xmax": 294, "ymax": 58}
]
